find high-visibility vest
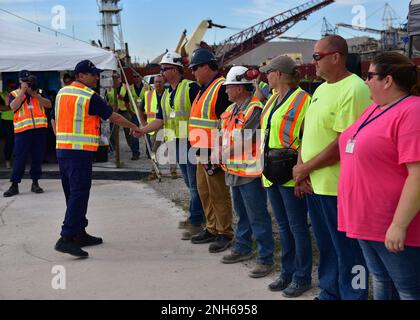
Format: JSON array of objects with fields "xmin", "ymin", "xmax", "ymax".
[
  {"xmin": 130, "ymin": 83, "xmax": 147, "ymax": 113},
  {"xmin": 144, "ymin": 88, "xmax": 159, "ymax": 136},
  {"xmin": 220, "ymin": 96, "xmax": 263, "ymax": 177},
  {"xmin": 161, "ymin": 79, "xmax": 193, "ymax": 141},
  {"xmin": 55, "ymin": 81, "xmax": 100, "ymax": 152},
  {"xmin": 0, "ymin": 92, "xmax": 14, "ymax": 121},
  {"xmin": 189, "ymin": 76, "xmax": 225, "ymax": 148},
  {"xmin": 10, "ymin": 89, "xmax": 48, "ymax": 133},
  {"xmin": 260, "ymin": 87, "xmax": 311, "ymax": 187},
  {"xmin": 106, "ymin": 86, "xmax": 127, "ymax": 111}
]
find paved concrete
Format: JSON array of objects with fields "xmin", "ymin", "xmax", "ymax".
[{"xmin": 0, "ymin": 179, "xmax": 318, "ymax": 300}]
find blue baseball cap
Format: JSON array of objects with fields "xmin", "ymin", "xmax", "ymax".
[
  {"xmin": 74, "ymin": 60, "xmax": 103, "ymax": 75},
  {"xmin": 18, "ymin": 70, "xmax": 31, "ymax": 81}
]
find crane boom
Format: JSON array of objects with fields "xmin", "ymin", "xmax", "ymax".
[
  {"xmin": 336, "ymin": 23, "xmax": 383, "ymax": 34},
  {"xmin": 215, "ymin": 0, "xmax": 335, "ymax": 66}
]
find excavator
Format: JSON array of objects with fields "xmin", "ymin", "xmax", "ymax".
[
  {"xmin": 170, "ymin": 1, "xmax": 335, "ymax": 67},
  {"xmin": 175, "ymin": 19, "xmax": 226, "ymax": 58}
]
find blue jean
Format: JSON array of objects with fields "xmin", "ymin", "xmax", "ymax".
[
  {"xmin": 175, "ymin": 138, "xmax": 205, "ymax": 225},
  {"xmin": 306, "ymin": 194, "xmax": 368, "ymax": 300},
  {"xmin": 231, "ymin": 178, "xmax": 274, "ymax": 265},
  {"xmin": 131, "ymin": 115, "xmax": 140, "ymax": 157},
  {"xmin": 358, "ymin": 240, "xmax": 420, "ymax": 300},
  {"xmin": 58, "ymin": 155, "xmax": 93, "ymax": 237},
  {"xmin": 267, "ymin": 186, "xmax": 312, "ymax": 285},
  {"xmin": 11, "ymin": 128, "xmax": 46, "ymax": 183}
]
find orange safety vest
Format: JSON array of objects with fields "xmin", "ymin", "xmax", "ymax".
[
  {"xmin": 220, "ymin": 96, "xmax": 263, "ymax": 177},
  {"xmin": 144, "ymin": 89, "xmax": 157, "ymax": 123},
  {"xmin": 55, "ymin": 81, "xmax": 100, "ymax": 151},
  {"xmin": 10, "ymin": 89, "xmax": 48, "ymax": 133},
  {"xmin": 188, "ymin": 76, "xmax": 225, "ymax": 148}
]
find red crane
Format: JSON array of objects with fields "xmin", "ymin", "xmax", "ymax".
[{"xmin": 215, "ymin": 0, "xmax": 335, "ymax": 66}]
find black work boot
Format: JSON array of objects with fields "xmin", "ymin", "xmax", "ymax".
[
  {"xmin": 209, "ymin": 235, "xmax": 232, "ymax": 253},
  {"xmin": 3, "ymin": 183, "xmax": 19, "ymax": 197},
  {"xmin": 54, "ymin": 237, "xmax": 89, "ymax": 258},
  {"xmin": 73, "ymin": 230, "xmax": 103, "ymax": 247},
  {"xmin": 31, "ymin": 180, "xmax": 44, "ymax": 194}
]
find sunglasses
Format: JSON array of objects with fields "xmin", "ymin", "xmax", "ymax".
[
  {"xmin": 365, "ymin": 72, "xmax": 383, "ymax": 81},
  {"xmin": 160, "ymin": 67, "xmax": 176, "ymax": 73},
  {"xmin": 312, "ymin": 51, "xmax": 341, "ymax": 61},
  {"xmin": 133, "ymin": 75, "xmax": 140, "ymax": 78}
]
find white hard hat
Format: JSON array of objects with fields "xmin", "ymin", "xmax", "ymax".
[
  {"xmin": 224, "ymin": 66, "xmax": 252, "ymax": 85},
  {"xmin": 160, "ymin": 51, "xmax": 183, "ymax": 67}
]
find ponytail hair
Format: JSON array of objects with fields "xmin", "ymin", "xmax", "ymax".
[
  {"xmin": 372, "ymin": 52, "xmax": 420, "ymax": 96},
  {"xmin": 283, "ymin": 67, "xmax": 301, "ymax": 88}
]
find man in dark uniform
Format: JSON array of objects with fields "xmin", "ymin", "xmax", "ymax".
[
  {"xmin": 3, "ymin": 71, "xmax": 51, "ymax": 197},
  {"xmin": 54, "ymin": 60, "xmax": 142, "ymax": 258}
]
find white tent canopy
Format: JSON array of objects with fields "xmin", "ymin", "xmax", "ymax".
[{"xmin": 0, "ymin": 19, "xmax": 117, "ymax": 72}]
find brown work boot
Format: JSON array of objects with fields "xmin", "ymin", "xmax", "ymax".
[
  {"xmin": 181, "ymin": 224, "xmax": 204, "ymax": 240},
  {"xmin": 248, "ymin": 263, "xmax": 275, "ymax": 278},
  {"xmin": 178, "ymin": 219, "xmax": 191, "ymax": 229}
]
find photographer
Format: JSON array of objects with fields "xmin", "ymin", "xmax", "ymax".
[{"xmin": 3, "ymin": 70, "xmax": 52, "ymax": 197}]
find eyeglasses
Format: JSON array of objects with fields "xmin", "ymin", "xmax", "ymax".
[
  {"xmin": 366, "ymin": 72, "xmax": 383, "ymax": 81},
  {"xmin": 133, "ymin": 75, "xmax": 140, "ymax": 78},
  {"xmin": 312, "ymin": 51, "xmax": 341, "ymax": 61},
  {"xmin": 160, "ymin": 67, "xmax": 175, "ymax": 73}
]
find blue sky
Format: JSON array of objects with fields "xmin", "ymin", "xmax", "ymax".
[{"xmin": 0, "ymin": 0, "xmax": 411, "ymax": 64}]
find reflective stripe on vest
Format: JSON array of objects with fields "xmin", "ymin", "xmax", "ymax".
[
  {"xmin": 161, "ymin": 79, "xmax": 192, "ymax": 141},
  {"xmin": 55, "ymin": 82, "xmax": 100, "ymax": 151},
  {"xmin": 260, "ymin": 87, "xmax": 311, "ymax": 187},
  {"xmin": 11, "ymin": 90, "xmax": 48, "ymax": 133},
  {"xmin": 145, "ymin": 89, "xmax": 157, "ymax": 121},
  {"xmin": 145, "ymin": 89, "xmax": 158, "ymax": 136},
  {"xmin": 189, "ymin": 77, "xmax": 224, "ymax": 148},
  {"xmin": 279, "ymin": 91, "xmax": 308, "ymax": 149},
  {"xmin": 220, "ymin": 96, "xmax": 263, "ymax": 177},
  {"xmin": 189, "ymin": 77, "xmax": 224, "ymax": 128}
]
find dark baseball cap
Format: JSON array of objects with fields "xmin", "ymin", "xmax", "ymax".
[
  {"xmin": 259, "ymin": 55, "xmax": 296, "ymax": 75},
  {"xmin": 18, "ymin": 70, "xmax": 31, "ymax": 81},
  {"xmin": 74, "ymin": 60, "xmax": 103, "ymax": 75}
]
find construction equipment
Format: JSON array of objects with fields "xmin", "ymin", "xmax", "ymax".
[
  {"xmin": 176, "ymin": 20, "xmax": 226, "ymax": 58},
  {"xmin": 321, "ymin": 17, "xmax": 337, "ymax": 36},
  {"xmin": 214, "ymin": 0, "xmax": 335, "ymax": 66},
  {"xmin": 336, "ymin": 22, "xmax": 407, "ymax": 51}
]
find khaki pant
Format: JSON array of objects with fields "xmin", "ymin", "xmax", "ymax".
[{"xmin": 196, "ymin": 163, "xmax": 233, "ymax": 237}]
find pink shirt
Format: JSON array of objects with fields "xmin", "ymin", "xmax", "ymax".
[{"xmin": 338, "ymin": 96, "xmax": 420, "ymax": 246}]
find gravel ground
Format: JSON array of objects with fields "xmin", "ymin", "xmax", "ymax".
[{"xmin": 143, "ymin": 170, "xmax": 321, "ymax": 294}]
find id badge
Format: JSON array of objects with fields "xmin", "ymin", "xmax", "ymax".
[
  {"xmin": 27, "ymin": 104, "xmax": 33, "ymax": 110},
  {"xmin": 170, "ymin": 111, "xmax": 176, "ymax": 118},
  {"xmin": 346, "ymin": 138, "xmax": 356, "ymax": 154}
]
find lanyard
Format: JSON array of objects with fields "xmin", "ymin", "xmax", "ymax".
[{"xmin": 352, "ymin": 95, "xmax": 409, "ymax": 139}]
